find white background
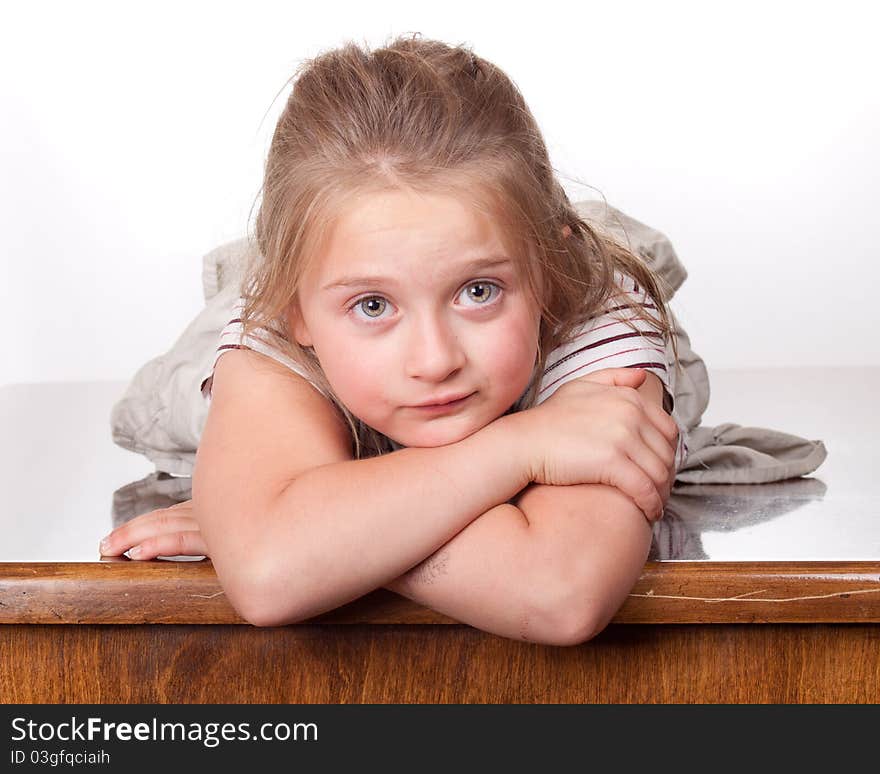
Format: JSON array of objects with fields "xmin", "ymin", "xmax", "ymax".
[{"xmin": 2, "ymin": 0, "xmax": 878, "ymax": 386}]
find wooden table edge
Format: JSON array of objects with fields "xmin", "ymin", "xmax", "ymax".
[{"xmin": 3, "ymin": 560, "xmax": 880, "ymax": 625}]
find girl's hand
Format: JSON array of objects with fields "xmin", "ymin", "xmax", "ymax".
[
  {"xmin": 521, "ymin": 368, "xmax": 679, "ymax": 522},
  {"xmin": 98, "ymin": 499, "xmax": 209, "ymax": 560}
]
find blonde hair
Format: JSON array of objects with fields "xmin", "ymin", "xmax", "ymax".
[{"xmin": 239, "ymin": 34, "xmax": 680, "ymax": 458}]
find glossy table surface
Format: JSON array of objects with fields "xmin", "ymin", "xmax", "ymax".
[{"xmin": 1, "ymin": 367, "xmax": 878, "ymax": 625}]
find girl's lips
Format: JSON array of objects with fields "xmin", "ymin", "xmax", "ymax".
[{"xmin": 409, "ymin": 392, "xmax": 475, "ymax": 414}]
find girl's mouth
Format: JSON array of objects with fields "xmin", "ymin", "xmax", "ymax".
[{"xmin": 409, "ymin": 392, "xmax": 475, "ymax": 414}]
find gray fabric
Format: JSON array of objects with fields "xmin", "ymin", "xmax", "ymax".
[
  {"xmin": 110, "ymin": 201, "xmax": 827, "ymax": 483},
  {"xmin": 110, "ymin": 281, "xmax": 239, "ymax": 476}
]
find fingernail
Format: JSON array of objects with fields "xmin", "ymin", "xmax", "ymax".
[
  {"xmin": 99, "ymin": 537, "xmax": 111, "ymax": 553},
  {"xmin": 129, "ymin": 545, "xmax": 142, "ymax": 558}
]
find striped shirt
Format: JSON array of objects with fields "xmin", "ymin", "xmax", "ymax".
[{"xmin": 200, "ymin": 271, "xmax": 689, "ymax": 469}]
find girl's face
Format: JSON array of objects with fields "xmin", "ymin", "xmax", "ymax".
[{"xmin": 289, "ymin": 188, "xmax": 541, "ymax": 448}]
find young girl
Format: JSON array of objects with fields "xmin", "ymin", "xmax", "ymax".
[{"xmin": 100, "ymin": 35, "xmax": 685, "ymax": 646}]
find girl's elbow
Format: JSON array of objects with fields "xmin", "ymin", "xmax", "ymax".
[
  {"xmin": 226, "ymin": 585, "xmax": 284, "ymax": 628},
  {"xmin": 240, "ymin": 606, "xmax": 297, "ymax": 629},
  {"xmin": 234, "ymin": 593, "xmax": 311, "ymax": 628},
  {"xmin": 532, "ymin": 575, "xmax": 617, "ymax": 647},
  {"xmin": 221, "ymin": 565, "xmax": 309, "ymax": 628},
  {"xmin": 234, "ymin": 588, "xmax": 290, "ymax": 628},
  {"xmin": 544, "ymin": 604, "xmax": 611, "ymax": 647}
]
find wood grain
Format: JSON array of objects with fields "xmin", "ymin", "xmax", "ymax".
[{"xmin": 2, "ymin": 623, "xmax": 878, "ymax": 703}]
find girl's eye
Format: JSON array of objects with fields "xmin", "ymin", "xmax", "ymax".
[
  {"xmin": 355, "ymin": 296, "xmax": 388, "ymax": 319},
  {"xmin": 459, "ymin": 281, "xmax": 499, "ymax": 306}
]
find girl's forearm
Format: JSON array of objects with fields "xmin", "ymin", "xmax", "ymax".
[
  {"xmin": 384, "ymin": 483, "xmax": 653, "ymax": 646},
  {"xmin": 216, "ymin": 411, "xmax": 532, "ymax": 626},
  {"xmin": 382, "ymin": 502, "xmax": 564, "ymax": 644}
]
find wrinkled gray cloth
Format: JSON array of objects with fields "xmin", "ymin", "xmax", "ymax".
[{"xmin": 110, "ymin": 201, "xmax": 827, "ymax": 483}]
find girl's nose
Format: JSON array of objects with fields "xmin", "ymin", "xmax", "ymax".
[{"xmin": 403, "ymin": 317, "xmax": 466, "ymax": 381}]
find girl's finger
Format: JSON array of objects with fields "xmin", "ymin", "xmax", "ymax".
[
  {"xmin": 100, "ymin": 513, "xmax": 199, "ymax": 556},
  {"xmin": 652, "ymin": 455, "xmax": 675, "ymax": 505},
  {"xmin": 623, "ymin": 432, "xmax": 672, "ymax": 494},
  {"xmin": 577, "ymin": 368, "xmax": 647, "ymax": 389},
  {"xmin": 608, "ymin": 389, "xmax": 677, "ymax": 451},
  {"xmin": 650, "ymin": 406, "xmax": 680, "ymax": 449},
  {"xmin": 639, "ymin": 422, "xmax": 676, "ymax": 472},
  {"xmin": 127, "ymin": 530, "xmax": 209, "ymax": 561},
  {"xmin": 605, "ymin": 457, "xmax": 665, "ymax": 523},
  {"xmin": 103, "ymin": 500, "xmax": 194, "ymax": 533},
  {"xmin": 611, "ymin": 386, "xmax": 679, "ymax": 449}
]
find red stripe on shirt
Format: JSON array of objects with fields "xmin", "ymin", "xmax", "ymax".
[
  {"xmin": 539, "ymin": 347, "xmax": 668, "ymax": 394},
  {"xmin": 544, "ymin": 330, "xmax": 665, "ymax": 374}
]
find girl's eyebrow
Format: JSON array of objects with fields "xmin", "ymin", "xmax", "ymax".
[{"xmin": 321, "ymin": 256, "xmax": 514, "ymax": 291}]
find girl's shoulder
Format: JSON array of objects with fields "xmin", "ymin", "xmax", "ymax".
[
  {"xmin": 199, "ymin": 297, "xmax": 327, "ymax": 402},
  {"xmin": 200, "ymin": 297, "xmax": 403, "ymax": 459}
]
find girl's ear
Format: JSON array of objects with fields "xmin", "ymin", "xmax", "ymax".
[{"xmin": 288, "ymin": 300, "xmax": 313, "ymax": 347}]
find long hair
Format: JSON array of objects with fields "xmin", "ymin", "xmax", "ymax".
[{"xmin": 240, "ymin": 34, "xmax": 680, "ymax": 457}]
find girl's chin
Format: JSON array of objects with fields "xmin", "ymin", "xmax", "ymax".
[{"xmin": 389, "ymin": 421, "xmax": 482, "ymax": 449}]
